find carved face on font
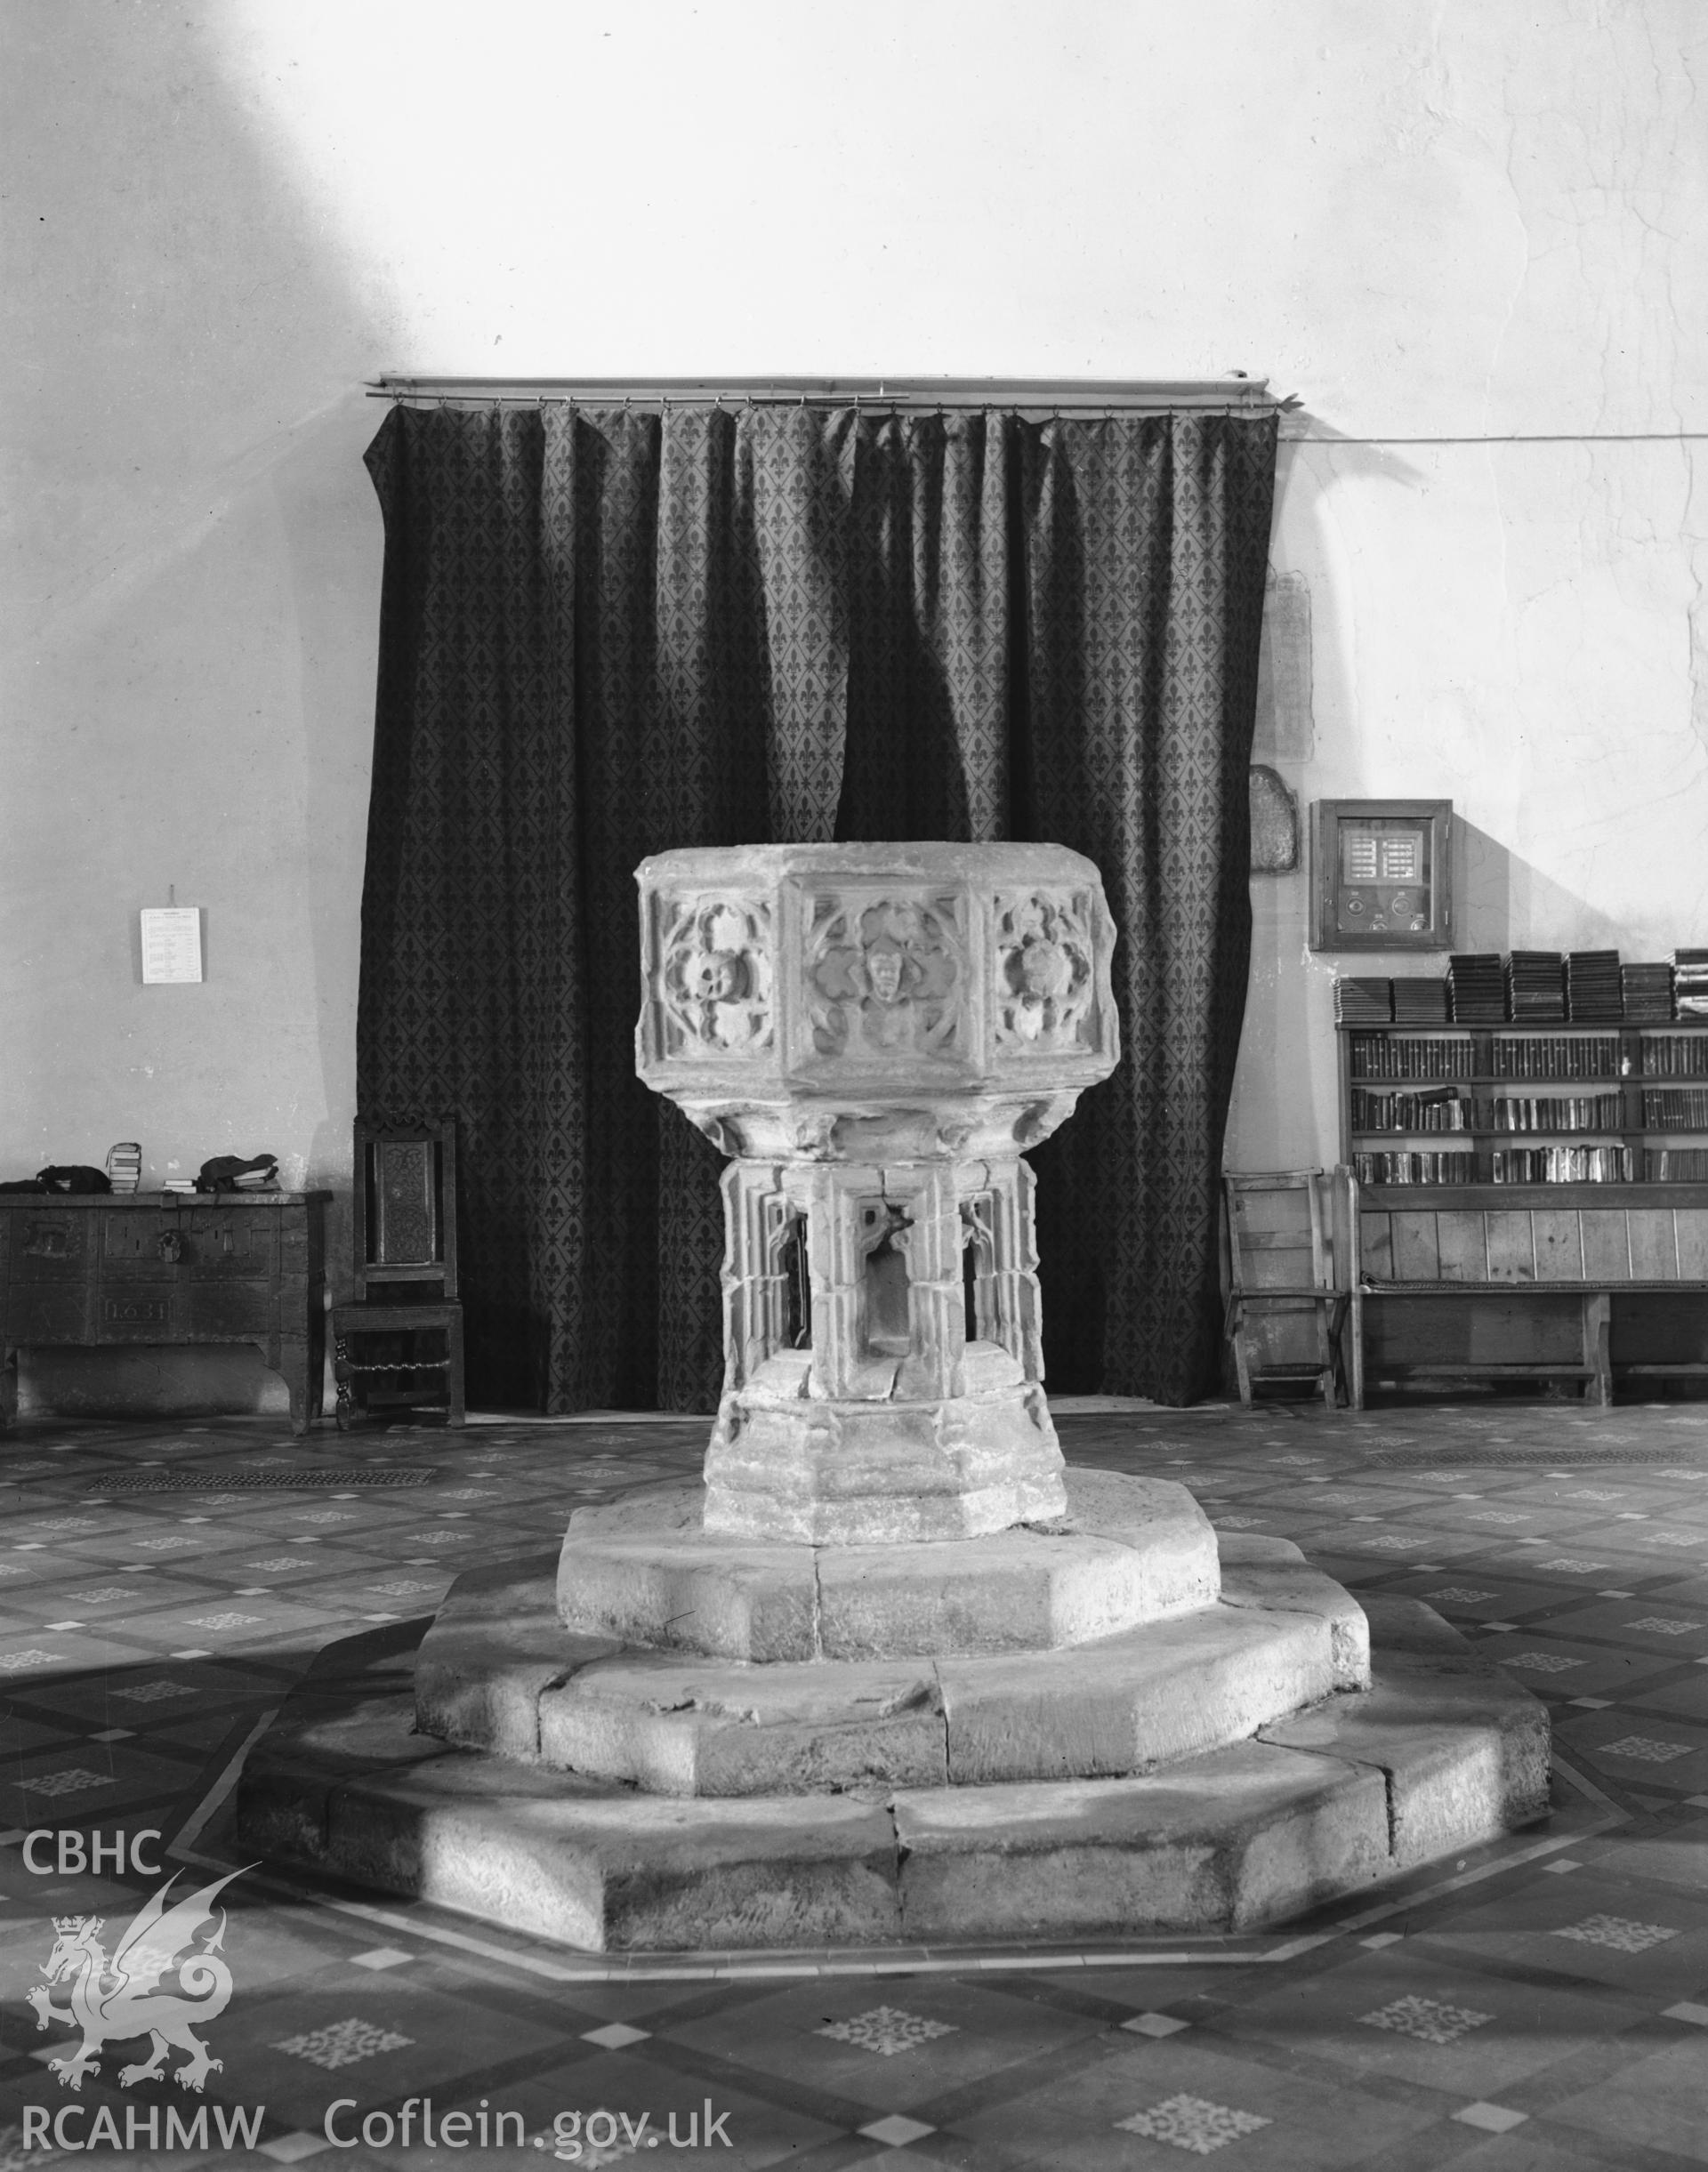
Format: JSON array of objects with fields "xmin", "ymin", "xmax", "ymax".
[
  {"xmin": 688, "ymin": 949, "xmax": 746, "ymax": 1002},
  {"xmin": 865, "ymin": 942, "xmax": 906, "ymax": 1004}
]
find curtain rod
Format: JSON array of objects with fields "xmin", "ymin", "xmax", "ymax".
[{"xmin": 368, "ymin": 374, "xmax": 1283, "ymax": 414}]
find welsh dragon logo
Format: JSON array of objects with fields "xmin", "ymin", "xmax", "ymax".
[{"xmin": 28, "ymin": 1866, "xmax": 247, "ymax": 2093}]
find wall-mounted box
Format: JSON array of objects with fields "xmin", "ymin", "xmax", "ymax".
[{"xmin": 1309, "ymin": 799, "xmax": 1453, "ymax": 952}]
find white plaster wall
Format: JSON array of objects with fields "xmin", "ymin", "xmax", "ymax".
[{"xmin": 4, "ymin": 0, "xmax": 1706, "ymax": 1401}]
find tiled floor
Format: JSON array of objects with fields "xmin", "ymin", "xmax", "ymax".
[{"xmin": 2, "ymin": 1395, "xmax": 1707, "ymax": 2168}]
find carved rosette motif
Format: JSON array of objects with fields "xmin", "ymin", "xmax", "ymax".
[
  {"xmin": 650, "ymin": 895, "xmax": 774, "ymax": 1059},
  {"xmin": 991, "ymin": 889, "xmax": 1099, "ymax": 1052},
  {"xmin": 802, "ymin": 889, "xmax": 969, "ymax": 1064}
]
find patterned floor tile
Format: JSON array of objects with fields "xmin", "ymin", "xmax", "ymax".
[
  {"xmin": 954, "ymin": 2036, "xmax": 1443, "ymax": 2169},
  {"xmin": 1215, "ymin": 1949, "xmax": 1646, "ymax": 2097},
  {"xmin": 1414, "ymin": 1866, "xmax": 1708, "ymax": 1992},
  {"xmin": 2, "ymin": 1401, "xmax": 1707, "ymax": 2167},
  {"xmin": 666, "ymin": 1977, "xmax": 1102, "ymax": 2111}
]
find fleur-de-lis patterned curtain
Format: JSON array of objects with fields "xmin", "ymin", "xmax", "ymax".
[{"xmin": 359, "ymin": 402, "xmax": 1277, "ymax": 1410}]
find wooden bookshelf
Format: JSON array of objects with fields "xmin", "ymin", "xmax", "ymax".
[{"xmin": 1336, "ymin": 1020, "xmax": 1708, "ymax": 1403}]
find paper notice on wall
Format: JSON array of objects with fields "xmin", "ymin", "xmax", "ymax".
[{"xmin": 140, "ymin": 907, "xmax": 203, "ymax": 984}]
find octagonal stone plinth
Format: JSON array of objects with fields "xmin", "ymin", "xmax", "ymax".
[
  {"xmin": 235, "ymin": 1571, "xmax": 1547, "ymax": 1953},
  {"xmin": 636, "ymin": 842, "xmax": 1120, "ymax": 1544},
  {"xmin": 554, "ymin": 1469, "xmax": 1221, "ymax": 1662}
]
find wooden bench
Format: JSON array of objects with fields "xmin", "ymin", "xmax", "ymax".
[{"xmin": 1353, "ymin": 1185, "xmax": 1708, "ymax": 1406}]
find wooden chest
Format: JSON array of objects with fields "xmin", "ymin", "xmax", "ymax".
[{"xmin": 0, "ymin": 1193, "xmax": 328, "ymax": 1431}]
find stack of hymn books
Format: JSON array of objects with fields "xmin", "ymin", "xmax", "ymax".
[
  {"xmin": 1623, "ymin": 962, "xmax": 1676, "ymax": 1020},
  {"xmin": 1506, "ymin": 951, "xmax": 1566, "ymax": 1021},
  {"xmin": 103, "ymin": 1142, "xmax": 141, "ymax": 1194},
  {"xmin": 1566, "ymin": 950, "xmax": 1623, "ymax": 1020},
  {"xmin": 1447, "ymin": 953, "xmax": 1505, "ymax": 1022},
  {"xmin": 1334, "ymin": 977, "xmax": 1392, "ymax": 1025},
  {"xmin": 1675, "ymin": 949, "xmax": 1708, "ymax": 1017},
  {"xmin": 1390, "ymin": 976, "xmax": 1451, "ymax": 1023}
]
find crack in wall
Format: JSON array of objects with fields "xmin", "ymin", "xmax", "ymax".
[{"xmin": 931, "ymin": 1660, "xmax": 953, "ymax": 1786}]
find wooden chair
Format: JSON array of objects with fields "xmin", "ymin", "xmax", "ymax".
[
  {"xmin": 331, "ymin": 1120, "xmax": 464, "ymax": 1426},
  {"xmin": 1223, "ymin": 1167, "xmax": 1358, "ymax": 1412}
]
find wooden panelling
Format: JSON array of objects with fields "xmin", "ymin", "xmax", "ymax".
[
  {"xmin": 1532, "ymin": 1211, "xmax": 1587, "ymax": 1280},
  {"xmin": 1628, "ymin": 1209, "xmax": 1681, "ymax": 1282},
  {"xmin": 1362, "ymin": 1291, "xmax": 1585, "ymax": 1366},
  {"xmin": 1678, "ymin": 1211, "xmax": 1708, "ymax": 1280},
  {"xmin": 7, "ymin": 1286, "xmax": 90, "ymax": 1340},
  {"xmin": 1359, "ymin": 1213, "xmax": 1394, "ymax": 1281},
  {"xmin": 1581, "ymin": 1212, "xmax": 1634, "ymax": 1282},
  {"xmin": 1435, "ymin": 1212, "xmax": 1487, "ymax": 1283},
  {"xmin": 1485, "ymin": 1213, "xmax": 1537, "ymax": 1283},
  {"xmin": 1391, "ymin": 1213, "xmax": 1441, "ymax": 1281},
  {"xmin": 10, "ymin": 1215, "xmax": 93, "ymax": 1281}
]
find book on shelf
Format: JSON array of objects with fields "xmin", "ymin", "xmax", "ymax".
[
  {"xmin": 1640, "ymin": 1087, "xmax": 1708, "ymax": 1127},
  {"xmin": 1643, "ymin": 1146, "xmax": 1708, "ymax": 1180},
  {"xmin": 1622, "ymin": 961, "xmax": 1675, "ymax": 1019},
  {"xmin": 1489, "ymin": 1034, "xmax": 1620, "ymax": 1080},
  {"xmin": 1640, "ymin": 1032, "xmax": 1708, "ymax": 1077},
  {"xmin": 1349, "ymin": 1086, "xmax": 1468, "ymax": 1132},
  {"xmin": 1390, "ymin": 975, "xmax": 1451, "ymax": 1023},
  {"xmin": 1675, "ymin": 948, "xmax": 1708, "ymax": 1016},
  {"xmin": 1348, "ymin": 1034, "xmax": 1476, "ymax": 1082},
  {"xmin": 1488, "ymin": 1091, "xmax": 1625, "ymax": 1132},
  {"xmin": 1565, "ymin": 949, "xmax": 1623, "ymax": 1021},
  {"xmin": 1352, "ymin": 1149, "xmax": 1476, "ymax": 1184},
  {"xmin": 1446, "ymin": 953, "xmax": 1505, "ymax": 1022},
  {"xmin": 1506, "ymin": 950, "xmax": 1566, "ymax": 1021},
  {"xmin": 1333, "ymin": 976, "xmax": 1393, "ymax": 1025},
  {"xmin": 1491, "ymin": 1144, "xmax": 1634, "ymax": 1183}
]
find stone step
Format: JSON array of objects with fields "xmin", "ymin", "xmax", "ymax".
[
  {"xmin": 891, "ymin": 1741, "xmax": 1391, "ymax": 1941},
  {"xmin": 536, "ymin": 1598, "xmax": 1341, "ymax": 1795},
  {"xmin": 556, "ymin": 1468, "xmax": 1219, "ymax": 1662},
  {"xmin": 238, "ymin": 1618, "xmax": 1542, "ymax": 1951},
  {"xmin": 421, "ymin": 1534, "xmax": 1367, "ymax": 1785}
]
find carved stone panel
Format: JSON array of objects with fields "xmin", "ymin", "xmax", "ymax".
[
  {"xmin": 991, "ymin": 889, "xmax": 1100, "ymax": 1054},
  {"xmin": 646, "ymin": 893, "xmax": 774, "ymax": 1062},
  {"xmin": 798, "ymin": 887, "xmax": 971, "ymax": 1068}
]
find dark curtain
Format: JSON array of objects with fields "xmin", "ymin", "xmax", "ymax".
[{"xmin": 359, "ymin": 403, "xmax": 1276, "ymax": 1410}]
